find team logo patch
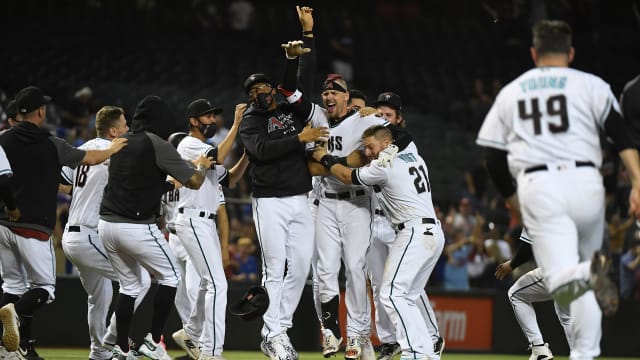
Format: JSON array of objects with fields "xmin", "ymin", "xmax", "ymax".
[{"xmin": 268, "ymin": 117, "xmax": 283, "ymax": 133}]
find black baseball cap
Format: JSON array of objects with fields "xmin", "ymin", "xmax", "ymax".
[
  {"xmin": 5, "ymin": 100, "xmax": 17, "ymax": 119},
  {"xmin": 186, "ymin": 99, "xmax": 222, "ymax": 118},
  {"xmin": 374, "ymin": 92, "xmax": 402, "ymax": 111},
  {"xmin": 349, "ymin": 89, "xmax": 367, "ymax": 103},
  {"xmin": 243, "ymin": 73, "xmax": 271, "ymax": 94},
  {"xmin": 15, "ymin": 86, "xmax": 52, "ymax": 114}
]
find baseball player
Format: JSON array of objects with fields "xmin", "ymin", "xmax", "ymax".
[
  {"xmin": 238, "ymin": 11, "xmax": 329, "ymax": 359},
  {"xmin": 312, "ymin": 124, "xmax": 445, "ymax": 360},
  {"xmin": 174, "ymin": 99, "xmax": 249, "ymax": 360},
  {"xmin": 60, "ymin": 106, "xmax": 152, "ymax": 360},
  {"xmin": 495, "ymin": 229, "xmax": 572, "ymax": 360},
  {"xmin": 476, "ymin": 20, "xmax": 640, "ymax": 359},
  {"xmin": 98, "ymin": 95, "xmax": 213, "ymax": 360},
  {"xmin": 0, "ymin": 86, "xmax": 127, "ymax": 358},
  {"xmin": 368, "ymin": 92, "xmax": 444, "ymax": 360}
]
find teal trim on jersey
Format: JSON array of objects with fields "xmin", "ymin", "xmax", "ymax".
[
  {"xmin": 419, "ymin": 295, "xmax": 439, "ymax": 337},
  {"xmin": 519, "ymin": 235, "xmax": 532, "ymax": 244},
  {"xmin": 88, "ymin": 233, "xmax": 108, "ymax": 260},
  {"xmin": 389, "ymin": 228, "xmax": 415, "ymax": 356},
  {"xmin": 189, "ymin": 218, "xmax": 217, "ymax": 353},
  {"xmin": 147, "ymin": 224, "xmax": 179, "ymax": 283}
]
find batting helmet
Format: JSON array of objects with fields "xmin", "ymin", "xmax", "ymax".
[
  {"xmin": 168, "ymin": 132, "xmax": 188, "ymax": 148},
  {"xmin": 229, "ymin": 285, "xmax": 269, "ymax": 321}
]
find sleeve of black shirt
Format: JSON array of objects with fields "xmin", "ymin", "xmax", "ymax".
[
  {"xmin": 279, "ymin": 58, "xmax": 314, "ymax": 121},
  {"xmin": 148, "ymin": 134, "xmax": 195, "ymax": 184},
  {"xmin": 385, "ymin": 124, "xmax": 413, "ymax": 151},
  {"xmin": 510, "ymin": 240, "xmax": 534, "ymax": 269},
  {"xmin": 50, "ymin": 137, "xmax": 86, "ymax": 168},
  {"xmin": 297, "ymin": 36, "xmax": 316, "ymax": 96},
  {"xmin": 239, "ymin": 115, "xmax": 302, "ymax": 163},
  {"xmin": 0, "ymin": 174, "xmax": 16, "ymax": 210}
]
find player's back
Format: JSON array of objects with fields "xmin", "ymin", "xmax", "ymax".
[
  {"xmin": 483, "ymin": 66, "xmax": 617, "ymax": 176},
  {"xmin": 62, "ymin": 138, "xmax": 111, "ymax": 228},
  {"xmin": 377, "ymin": 149, "xmax": 437, "ymax": 226}
]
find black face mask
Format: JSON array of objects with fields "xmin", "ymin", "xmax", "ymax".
[
  {"xmin": 198, "ymin": 121, "xmax": 217, "ymax": 138},
  {"xmin": 255, "ymin": 92, "xmax": 274, "ymax": 110}
]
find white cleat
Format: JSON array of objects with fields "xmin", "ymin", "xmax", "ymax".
[
  {"xmin": 137, "ymin": 333, "xmax": 171, "ymax": 360},
  {"xmin": 359, "ymin": 336, "xmax": 375, "ymax": 360},
  {"xmin": 197, "ymin": 355, "xmax": 226, "ymax": 360},
  {"xmin": 110, "ymin": 345, "xmax": 139, "ymax": 360},
  {"xmin": 529, "ymin": 343, "xmax": 553, "ymax": 360},
  {"xmin": 344, "ymin": 336, "xmax": 362, "ymax": 360},
  {"xmin": 0, "ymin": 304, "xmax": 20, "ymax": 352},
  {"xmin": 172, "ymin": 328, "xmax": 201, "ymax": 359},
  {"xmin": 321, "ymin": 329, "xmax": 342, "ymax": 358}
]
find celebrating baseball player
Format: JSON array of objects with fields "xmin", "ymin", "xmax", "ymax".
[
  {"xmin": 477, "ymin": 20, "xmax": 640, "ymax": 359},
  {"xmin": 0, "ymin": 86, "xmax": 127, "ymax": 359},
  {"xmin": 60, "ymin": 106, "xmax": 152, "ymax": 360},
  {"xmin": 98, "ymin": 95, "xmax": 213, "ymax": 360},
  {"xmin": 495, "ymin": 229, "xmax": 571, "ymax": 360},
  {"xmin": 238, "ymin": 7, "xmax": 328, "ymax": 360},
  {"xmin": 313, "ymin": 124, "xmax": 445, "ymax": 360},
  {"xmin": 173, "ymin": 99, "xmax": 249, "ymax": 360}
]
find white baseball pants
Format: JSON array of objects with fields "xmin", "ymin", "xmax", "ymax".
[
  {"xmin": 508, "ymin": 267, "xmax": 572, "ymax": 348},
  {"xmin": 62, "ymin": 224, "xmax": 151, "ymax": 359},
  {"xmin": 175, "ymin": 211, "xmax": 227, "ymax": 357},
  {"xmin": 518, "ymin": 164, "xmax": 604, "ymax": 359},
  {"xmin": 316, "ymin": 195, "xmax": 372, "ymax": 336},
  {"xmin": 168, "ymin": 232, "xmax": 201, "ymax": 339},
  {"xmin": 379, "ymin": 219, "xmax": 444, "ymax": 360},
  {"xmin": 0, "ymin": 225, "xmax": 55, "ymax": 299},
  {"xmin": 252, "ymin": 195, "xmax": 314, "ymax": 341}
]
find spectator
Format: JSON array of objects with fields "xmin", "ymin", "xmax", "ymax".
[
  {"xmin": 620, "ymin": 238, "xmax": 640, "ymax": 300},
  {"xmin": 452, "ymin": 197, "xmax": 477, "ymax": 236},
  {"xmin": 444, "ymin": 230, "xmax": 473, "ymax": 290},
  {"xmin": 231, "ymin": 237, "xmax": 258, "ymax": 282},
  {"xmin": 228, "ymin": 0, "xmax": 255, "ymax": 36},
  {"xmin": 329, "ymin": 15, "xmax": 355, "ymax": 82}
]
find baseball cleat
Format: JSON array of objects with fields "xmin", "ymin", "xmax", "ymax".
[
  {"xmin": 359, "ymin": 336, "xmax": 375, "ymax": 360},
  {"xmin": 137, "ymin": 333, "xmax": 171, "ymax": 360},
  {"xmin": 0, "ymin": 345, "xmax": 20, "ymax": 360},
  {"xmin": 260, "ymin": 336, "xmax": 291, "ymax": 360},
  {"xmin": 17, "ymin": 339, "xmax": 44, "ymax": 360},
  {"xmin": 172, "ymin": 328, "xmax": 201, "ymax": 359},
  {"xmin": 0, "ymin": 304, "xmax": 20, "ymax": 352},
  {"xmin": 321, "ymin": 330, "xmax": 342, "ymax": 358},
  {"xmin": 433, "ymin": 336, "xmax": 445, "ymax": 356},
  {"xmin": 275, "ymin": 333, "xmax": 298, "ymax": 360},
  {"xmin": 377, "ymin": 342, "xmax": 400, "ymax": 360},
  {"xmin": 197, "ymin": 355, "xmax": 226, "ymax": 360},
  {"xmin": 528, "ymin": 342, "xmax": 553, "ymax": 360},
  {"xmin": 590, "ymin": 251, "xmax": 619, "ymax": 317},
  {"xmin": 344, "ymin": 336, "xmax": 362, "ymax": 360},
  {"xmin": 110, "ymin": 345, "xmax": 139, "ymax": 360}
]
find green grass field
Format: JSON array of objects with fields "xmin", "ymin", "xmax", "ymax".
[{"xmin": 33, "ymin": 348, "xmax": 637, "ymax": 359}]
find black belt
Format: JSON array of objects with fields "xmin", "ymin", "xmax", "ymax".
[
  {"xmin": 524, "ymin": 161, "xmax": 595, "ymax": 174},
  {"xmin": 375, "ymin": 209, "xmax": 385, "ymax": 216},
  {"xmin": 68, "ymin": 225, "xmax": 81, "ymax": 232},
  {"xmin": 324, "ymin": 190, "xmax": 365, "ymax": 200},
  {"xmin": 397, "ymin": 218, "xmax": 435, "ymax": 231},
  {"xmin": 313, "ymin": 199, "xmax": 320, "ymax": 206},
  {"xmin": 167, "ymin": 224, "xmax": 177, "ymax": 234},
  {"xmin": 178, "ymin": 208, "xmax": 216, "ymax": 220}
]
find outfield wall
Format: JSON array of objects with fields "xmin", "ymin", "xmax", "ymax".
[{"xmin": 30, "ymin": 279, "xmax": 639, "ymax": 357}]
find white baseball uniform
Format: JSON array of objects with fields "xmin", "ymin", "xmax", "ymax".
[
  {"xmin": 354, "ymin": 147, "xmax": 444, "ymax": 359},
  {"xmin": 477, "ymin": 66, "xmax": 616, "ymax": 359},
  {"xmin": 367, "ymin": 195, "xmax": 442, "ymax": 346},
  {"xmin": 0, "ymin": 146, "xmax": 29, "ymax": 297},
  {"xmin": 60, "ymin": 138, "xmax": 151, "ymax": 360},
  {"xmin": 175, "ymin": 135, "xmax": 228, "ymax": 357},
  {"xmin": 308, "ymin": 176, "xmax": 322, "ymax": 322},
  {"xmin": 508, "ymin": 230, "xmax": 573, "ymax": 349},
  {"xmin": 313, "ymin": 109, "xmax": 387, "ymax": 337}
]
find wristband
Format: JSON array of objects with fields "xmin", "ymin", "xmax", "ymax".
[
  {"xmin": 337, "ymin": 156, "xmax": 348, "ymax": 166},
  {"xmin": 320, "ymin": 155, "xmax": 340, "ymax": 171},
  {"xmin": 302, "ymin": 30, "xmax": 313, "ymax": 35}
]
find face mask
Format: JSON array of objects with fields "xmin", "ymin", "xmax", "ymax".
[
  {"xmin": 255, "ymin": 92, "xmax": 273, "ymax": 110},
  {"xmin": 198, "ymin": 121, "xmax": 217, "ymax": 138}
]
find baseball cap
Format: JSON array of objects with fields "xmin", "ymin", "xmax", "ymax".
[
  {"xmin": 186, "ymin": 99, "xmax": 222, "ymax": 118},
  {"xmin": 349, "ymin": 89, "xmax": 367, "ymax": 103},
  {"xmin": 14, "ymin": 86, "xmax": 52, "ymax": 114},
  {"xmin": 374, "ymin": 92, "xmax": 402, "ymax": 111},
  {"xmin": 5, "ymin": 100, "xmax": 17, "ymax": 119},
  {"xmin": 243, "ymin": 73, "xmax": 271, "ymax": 94},
  {"xmin": 229, "ymin": 285, "xmax": 270, "ymax": 321}
]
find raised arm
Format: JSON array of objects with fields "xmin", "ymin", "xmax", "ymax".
[{"xmin": 215, "ymin": 103, "xmax": 247, "ymax": 164}]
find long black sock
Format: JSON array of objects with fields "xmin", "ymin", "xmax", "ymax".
[
  {"xmin": 115, "ymin": 294, "xmax": 136, "ymax": 351},
  {"xmin": 14, "ymin": 288, "xmax": 49, "ymax": 340},
  {"xmin": 0, "ymin": 293, "xmax": 20, "ymax": 308},
  {"xmin": 150, "ymin": 285, "xmax": 176, "ymax": 343},
  {"xmin": 321, "ymin": 295, "xmax": 341, "ymax": 338}
]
